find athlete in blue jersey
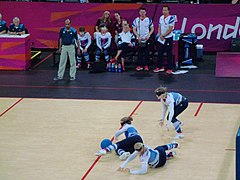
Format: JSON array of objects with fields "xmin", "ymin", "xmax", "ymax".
[
  {"xmin": 95, "ymin": 116, "xmax": 143, "ymax": 160},
  {"xmin": 118, "ymin": 141, "xmax": 179, "ymax": 175},
  {"xmin": 155, "ymin": 86, "xmax": 188, "ymax": 139}
]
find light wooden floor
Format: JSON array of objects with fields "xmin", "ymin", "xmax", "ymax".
[{"xmin": 0, "ymin": 98, "xmax": 239, "ymax": 180}]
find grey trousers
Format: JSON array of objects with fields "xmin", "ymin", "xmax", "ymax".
[{"xmin": 57, "ymin": 45, "xmax": 76, "ymax": 78}]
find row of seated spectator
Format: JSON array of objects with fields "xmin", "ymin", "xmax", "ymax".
[
  {"xmin": 0, "ymin": 14, "xmax": 27, "ymax": 35},
  {"xmin": 73, "ymin": 22, "xmax": 137, "ymax": 71}
]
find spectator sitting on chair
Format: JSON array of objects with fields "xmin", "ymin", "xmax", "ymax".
[
  {"xmin": 8, "ymin": 17, "xmax": 25, "ymax": 35},
  {"xmin": 0, "ymin": 13, "xmax": 7, "ymax": 34},
  {"xmin": 76, "ymin": 26, "xmax": 92, "ymax": 69},
  {"xmin": 95, "ymin": 24, "xmax": 112, "ymax": 62},
  {"xmin": 132, "ymin": 7, "xmax": 154, "ymax": 72},
  {"xmin": 53, "ymin": 19, "xmax": 80, "ymax": 81},
  {"xmin": 110, "ymin": 21, "xmax": 135, "ymax": 71}
]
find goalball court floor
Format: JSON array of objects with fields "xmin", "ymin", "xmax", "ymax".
[{"xmin": 0, "ymin": 98, "xmax": 239, "ymax": 180}]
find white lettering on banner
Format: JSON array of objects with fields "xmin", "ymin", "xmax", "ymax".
[
  {"xmin": 180, "ymin": 17, "xmax": 240, "ymax": 40},
  {"xmin": 191, "ymin": 24, "xmax": 207, "ymax": 39},
  {"xmin": 181, "ymin": 17, "xmax": 187, "ymax": 34},
  {"xmin": 207, "ymin": 24, "xmax": 223, "ymax": 40},
  {"xmin": 222, "ymin": 17, "xmax": 240, "ymax": 40}
]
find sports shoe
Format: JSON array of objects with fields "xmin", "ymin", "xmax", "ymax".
[
  {"xmin": 53, "ymin": 76, "xmax": 63, "ymax": 81},
  {"xmin": 70, "ymin": 77, "xmax": 76, "ymax": 81},
  {"xmin": 135, "ymin": 66, "xmax": 143, "ymax": 71},
  {"xmin": 167, "ymin": 150, "xmax": 176, "ymax": 159},
  {"xmin": 153, "ymin": 67, "xmax": 165, "ymax": 73},
  {"xmin": 166, "ymin": 69, "xmax": 173, "ymax": 74},
  {"xmin": 144, "ymin": 66, "xmax": 149, "ymax": 71},
  {"xmin": 174, "ymin": 133, "xmax": 184, "ymax": 139},
  {"xmin": 76, "ymin": 63, "xmax": 81, "ymax": 69},
  {"xmin": 119, "ymin": 152, "xmax": 130, "ymax": 160},
  {"xmin": 171, "ymin": 141, "xmax": 180, "ymax": 149},
  {"xmin": 95, "ymin": 149, "xmax": 107, "ymax": 156}
]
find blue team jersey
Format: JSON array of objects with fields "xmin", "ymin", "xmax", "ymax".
[
  {"xmin": 114, "ymin": 124, "xmax": 140, "ymax": 139},
  {"xmin": 0, "ymin": 20, "xmax": 7, "ymax": 32},
  {"xmin": 169, "ymin": 92, "xmax": 183, "ymax": 106},
  {"xmin": 59, "ymin": 27, "xmax": 78, "ymax": 46},
  {"xmin": 9, "ymin": 23, "xmax": 25, "ymax": 33},
  {"xmin": 124, "ymin": 124, "xmax": 139, "ymax": 138}
]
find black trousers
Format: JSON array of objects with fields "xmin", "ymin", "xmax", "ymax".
[
  {"xmin": 115, "ymin": 135, "xmax": 143, "ymax": 155},
  {"xmin": 118, "ymin": 43, "xmax": 133, "ymax": 59},
  {"xmin": 154, "ymin": 146, "xmax": 167, "ymax": 168},
  {"xmin": 137, "ymin": 44, "xmax": 150, "ymax": 66},
  {"xmin": 167, "ymin": 98, "xmax": 188, "ymax": 123},
  {"xmin": 157, "ymin": 37, "xmax": 173, "ymax": 70}
]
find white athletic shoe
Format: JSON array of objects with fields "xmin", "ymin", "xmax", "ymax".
[
  {"xmin": 119, "ymin": 152, "xmax": 130, "ymax": 160},
  {"xmin": 95, "ymin": 149, "xmax": 107, "ymax": 156},
  {"xmin": 171, "ymin": 141, "xmax": 181, "ymax": 149},
  {"xmin": 174, "ymin": 133, "xmax": 184, "ymax": 139}
]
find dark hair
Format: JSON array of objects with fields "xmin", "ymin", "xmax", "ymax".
[
  {"xmin": 121, "ymin": 120, "xmax": 131, "ymax": 127},
  {"xmin": 139, "ymin": 7, "xmax": 146, "ymax": 11},
  {"xmin": 155, "ymin": 91, "xmax": 165, "ymax": 96},
  {"xmin": 120, "ymin": 116, "xmax": 133, "ymax": 126},
  {"xmin": 163, "ymin": 5, "xmax": 170, "ymax": 10},
  {"xmin": 114, "ymin": 11, "xmax": 121, "ymax": 16},
  {"xmin": 155, "ymin": 86, "xmax": 167, "ymax": 96},
  {"xmin": 99, "ymin": 23, "xmax": 106, "ymax": 28},
  {"xmin": 123, "ymin": 19, "xmax": 129, "ymax": 24},
  {"xmin": 79, "ymin": 26, "xmax": 85, "ymax": 32}
]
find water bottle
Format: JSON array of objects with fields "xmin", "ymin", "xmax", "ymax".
[
  {"xmin": 115, "ymin": 63, "xmax": 118, "ymax": 72},
  {"xmin": 118, "ymin": 63, "xmax": 122, "ymax": 73},
  {"xmin": 111, "ymin": 63, "xmax": 115, "ymax": 72},
  {"xmin": 107, "ymin": 63, "xmax": 111, "ymax": 72}
]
